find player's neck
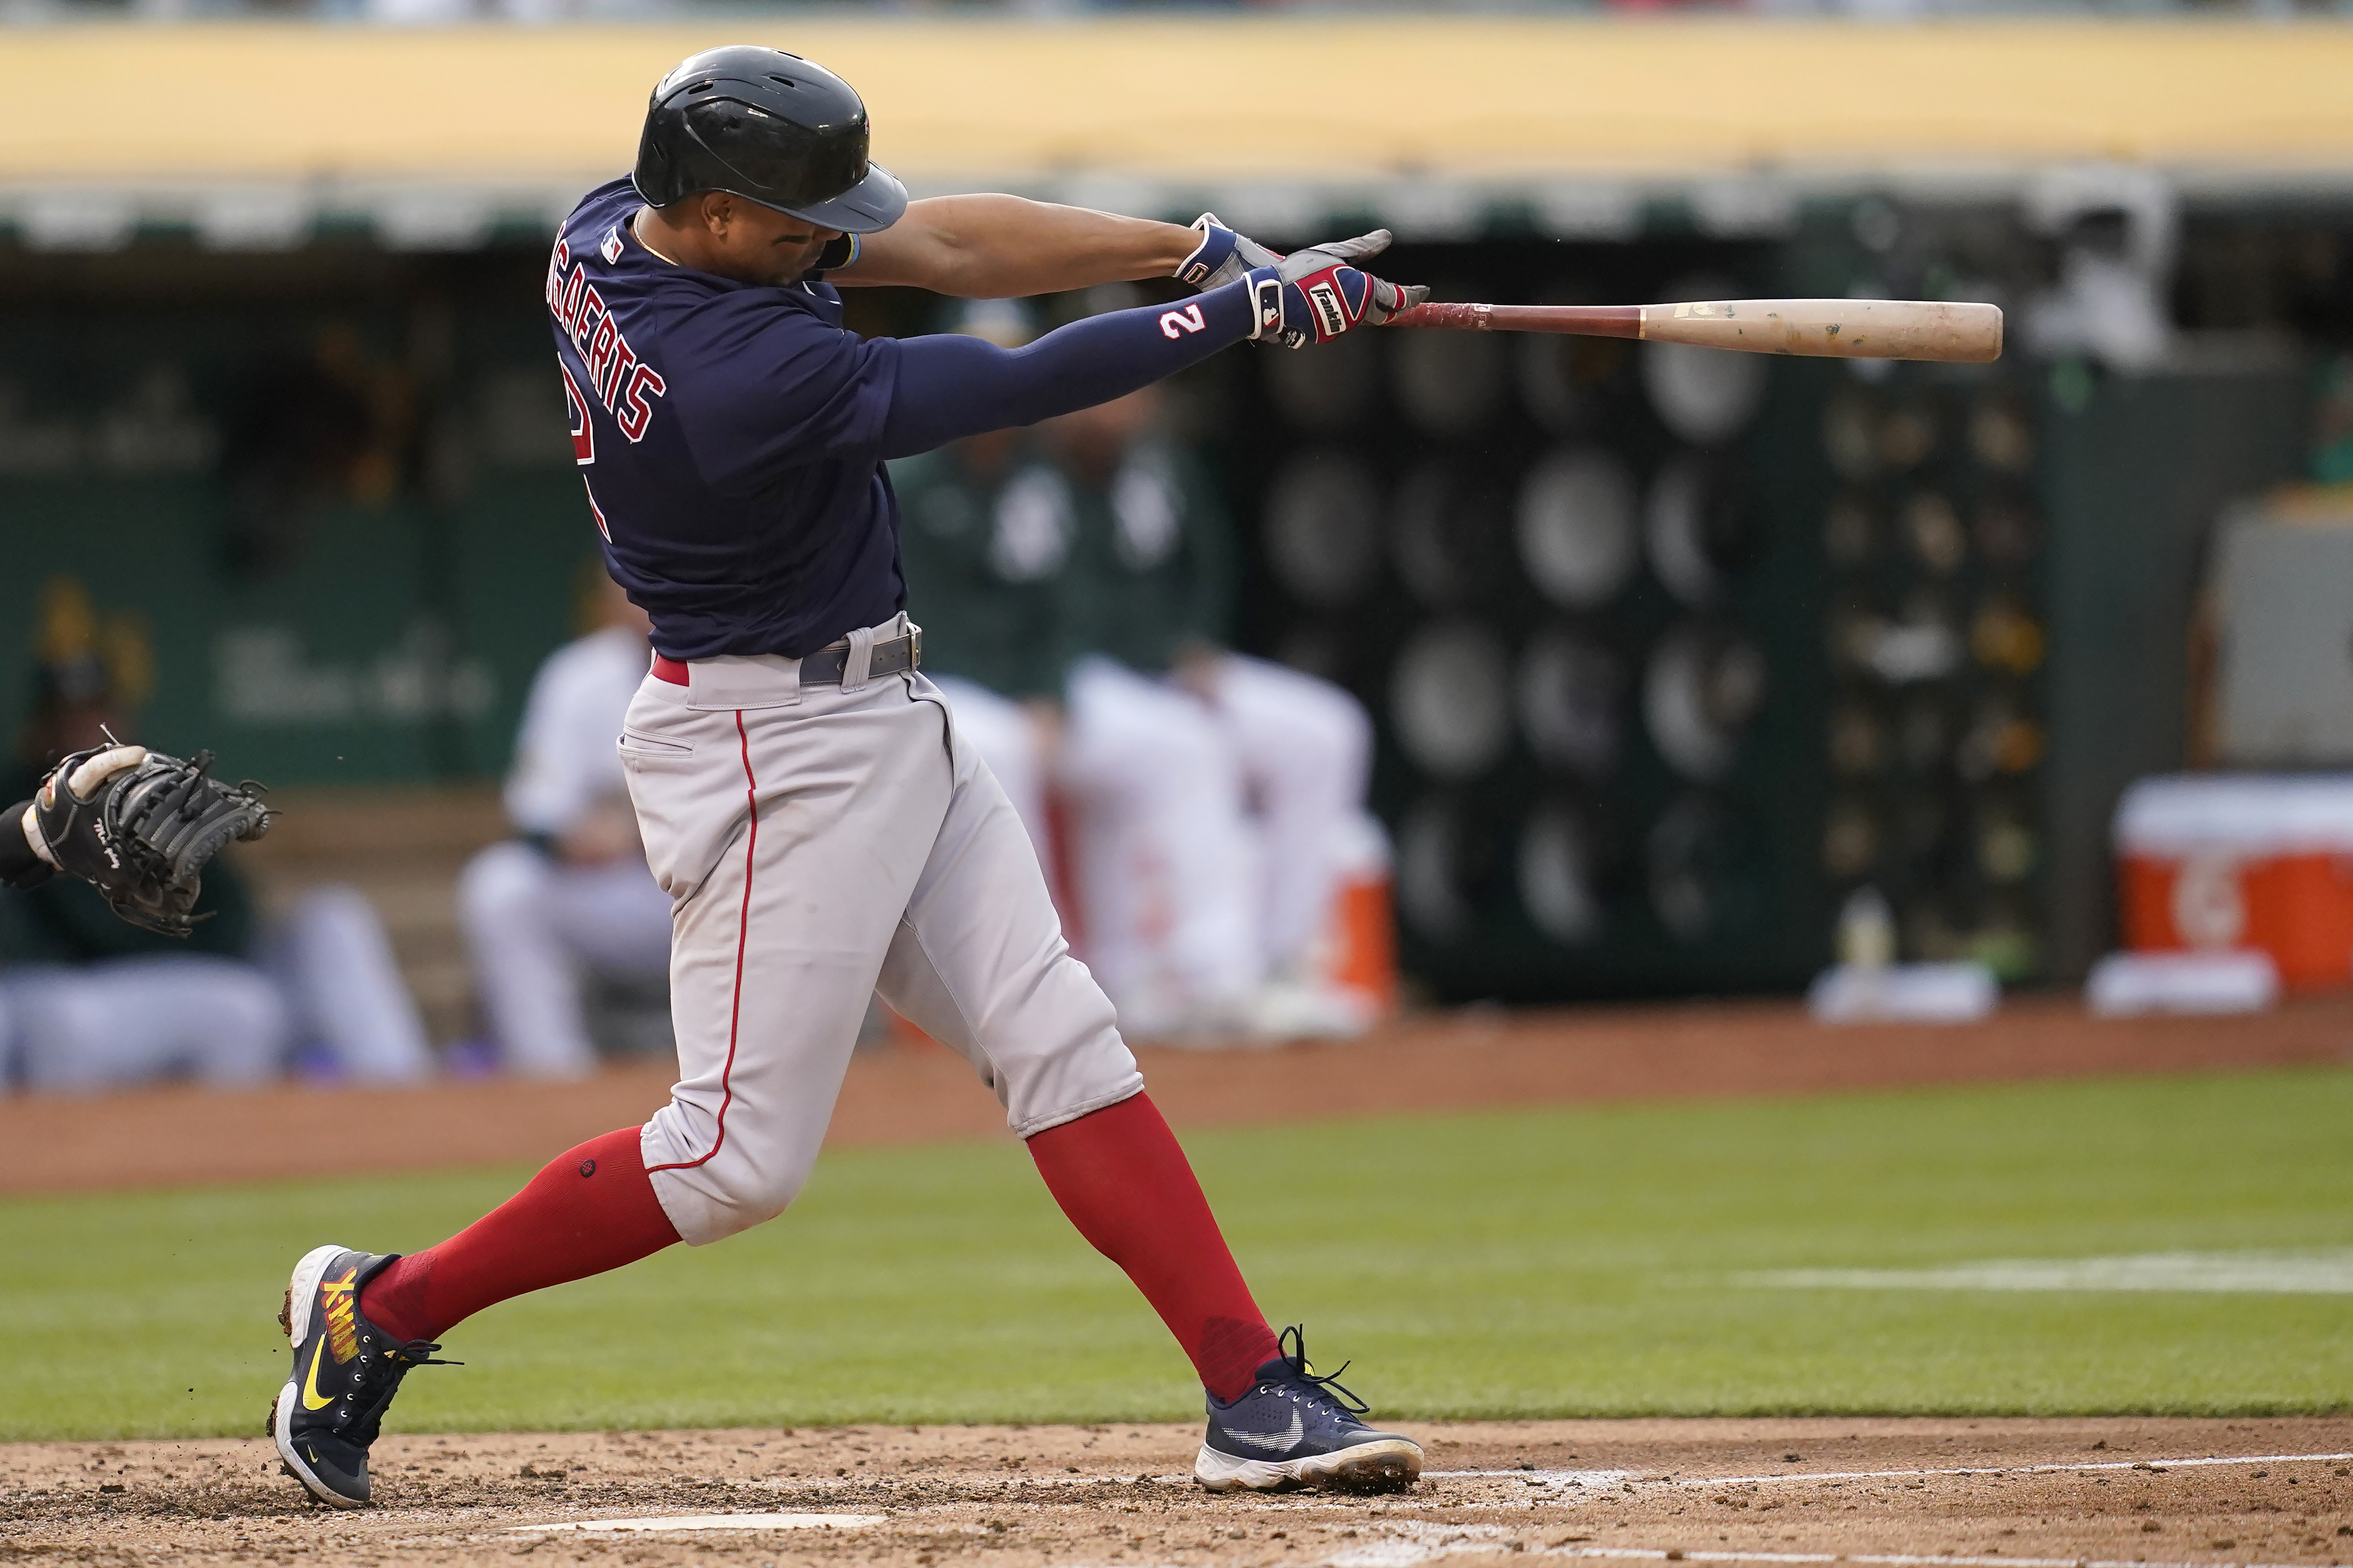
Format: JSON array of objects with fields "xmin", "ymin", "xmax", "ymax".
[{"xmin": 631, "ymin": 208, "xmax": 685, "ymax": 269}]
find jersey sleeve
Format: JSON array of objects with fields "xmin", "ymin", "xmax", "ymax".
[
  {"xmin": 877, "ymin": 281, "xmax": 1255, "ymax": 460},
  {"xmin": 668, "ymin": 294, "xmax": 903, "ymax": 494}
]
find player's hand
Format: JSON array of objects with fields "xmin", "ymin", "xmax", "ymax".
[
  {"xmin": 22, "ymin": 744, "xmax": 149, "ymax": 872},
  {"xmin": 1279, "ymin": 229, "xmax": 1429, "ymax": 328},
  {"xmin": 26, "ymin": 742, "xmax": 273, "ymax": 936},
  {"xmin": 1245, "ymin": 231, "xmax": 1429, "ymax": 349},
  {"xmin": 1172, "ymin": 213, "xmax": 1281, "ymax": 292}
]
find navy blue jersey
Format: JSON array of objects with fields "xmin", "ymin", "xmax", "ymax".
[{"xmin": 547, "ymin": 178, "xmax": 905, "ymax": 661}]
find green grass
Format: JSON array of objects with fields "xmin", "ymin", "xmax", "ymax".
[{"xmin": 4, "ymin": 1068, "xmax": 2350, "ymax": 1441}]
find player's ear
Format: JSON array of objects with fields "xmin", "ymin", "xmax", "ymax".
[{"xmin": 699, "ymin": 191, "xmax": 734, "ymax": 238}]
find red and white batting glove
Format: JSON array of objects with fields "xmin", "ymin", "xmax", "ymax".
[{"xmin": 1245, "ymin": 229, "xmax": 1430, "ymax": 349}]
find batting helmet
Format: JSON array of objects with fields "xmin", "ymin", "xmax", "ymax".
[{"xmin": 632, "ymin": 46, "xmax": 908, "ymax": 235}]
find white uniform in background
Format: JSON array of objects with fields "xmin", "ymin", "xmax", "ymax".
[
  {"xmin": 460, "ymin": 624, "xmax": 675, "ymax": 1079},
  {"xmin": 1058, "ymin": 655, "xmax": 1262, "ymax": 1039},
  {"xmin": 0, "ymin": 883, "xmax": 430, "ymax": 1094},
  {"xmin": 1, "ymin": 955, "xmax": 287, "ymax": 1091},
  {"xmin": 935, "ymin": 661, "xmax": 1376, "ymax": 1041},
  {"xmin": 927, "ymin": 670, "xmax": 1258, "ymax": 1035},
  {"xmin": 1192, "ymin": 654, "xmax": 1376, "ymax": 984},
  {"xmin": 267, "ymin": 885, "xmax": 439, "ymax": 1082},
  {"xmin": 908, "ymin": 427, "xmax": 1382, "ymax": 1040}
]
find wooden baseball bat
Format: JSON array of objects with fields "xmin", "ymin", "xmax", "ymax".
[{"xmin": 1384, "ymin": 297, "xmax": 2002, "ymax": 363}]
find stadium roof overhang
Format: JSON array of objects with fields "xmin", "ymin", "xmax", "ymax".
[{"xmin": 3, "ymin": 17, "xmax": 2352, "ymax": 250}]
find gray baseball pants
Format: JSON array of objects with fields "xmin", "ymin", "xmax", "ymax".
[{"xmin": 618, "ymin": 615, "xmax": 1144, "ymax": 1246}]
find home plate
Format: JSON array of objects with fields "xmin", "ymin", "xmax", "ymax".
[{"xmin": 510, "ymin": 1512, "xmax": 885, "ymax": 1533}]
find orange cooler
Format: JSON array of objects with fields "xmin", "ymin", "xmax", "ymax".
[
  {"xmin": 2114, "ymin": 775, "xmax": 2353, "ymax": 991},
  {"xmin": 1317, "ymin": 813, "xmax": 1398, "ymax": 1025}
]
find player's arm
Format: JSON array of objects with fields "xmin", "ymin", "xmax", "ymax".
[
  {"xmin": 875, "ymin": 238, "xmax": 1425, "ymax": 459},
  {"xmin": 878, "ymin": 282, "xmax": 1258, "ymax": 459},
  {"xmin": 836, "ymin": 196, "xmax": 1203, "ymax": 296},
  {"xmin": 877, "ymin": 270, "xmax": 1384, "ymax": 458}
]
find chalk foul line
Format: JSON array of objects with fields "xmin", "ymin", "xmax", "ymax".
[
  {"xmin": 1424, "ymin": 1452, "xmax": 2353, "ymax": 1489},
  {"xmin": 507, "ymin": 1512, "xmax": 884, "ymax": 1534},
  {"xmin": 1544, "ymin": 1547, "xmax": 2318, "ymax": 1568},
  {"xmin": 1327, "ymin": 1522, "xmax": 2338, "ymax": 1568},
  {"xmin": 1662, "ymin": 1451, "xmax": 2353, "ymax": 1489}
]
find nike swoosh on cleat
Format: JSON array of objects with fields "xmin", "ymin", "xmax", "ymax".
[
  {"xmin": 300, "ymin": 1338, "xmax": 336, "ymax": 1411},
  {"xmin": 1222, "ymin": 1410, "xmax": 1304, "ymax": 1453}
]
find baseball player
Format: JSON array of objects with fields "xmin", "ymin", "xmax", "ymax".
[
  {"xmin": 266, "ymin": 45, "xmax": 1428, "ymax": 1509},
  {"xmin": 458, "ymin": 571, "xmax": 675, "ymax": 1077}
]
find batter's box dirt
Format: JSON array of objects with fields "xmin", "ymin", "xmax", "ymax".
[{"xmin": 4, "ymin": 1418, "xmax": 2349, "ymax": 1568}]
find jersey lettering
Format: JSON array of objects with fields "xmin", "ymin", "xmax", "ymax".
[
  {"xmin": 548, "ymin": 238, "xmax": 666, "ymax": 443},
  {"xmin": 561, "ymin": 363, "xmax": 593, "ymax": 466},
  {"xmin": 544, "ymin": 237, "xmax": 573, "ymax": 308},
  {"xmin": 588, "ymin": 310, "xmax": 619, "ymax": 391},
  {"xmin": 617, "ymin": 363, "xmax": 668, "ymax": 443},
  {"xmin": 559, "ymin": 267, "xmax": 587, "ymax": 336},
  {"xmin": 600, "ymin": 343, "xmax": 637, "ymax": 409},
  {"xmin": 1158, "ymin": 303, "xmax": 1207, "ymax": 340}
]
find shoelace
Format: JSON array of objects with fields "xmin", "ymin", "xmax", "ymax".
[
  {"xmin": 1267, "ymin": 1324, "xmax": 1370, "ymax": 1417},
  {"xmin": 344, "ymin": 1338, "xmax": 461, "ymax": 1446}
]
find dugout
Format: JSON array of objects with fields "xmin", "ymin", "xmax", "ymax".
[{"xmin": 2, "ymin": 19, "xmax": 2348, "ymax": 1008}]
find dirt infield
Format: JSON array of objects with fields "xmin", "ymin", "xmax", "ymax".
[
  {"xmin": 5, "ymin": 1419, "xmax": 2348, "ymax": 1568},
  {"xmin": 4, "ymin": 994, "xmax": 2350, "ymax": 1196}
]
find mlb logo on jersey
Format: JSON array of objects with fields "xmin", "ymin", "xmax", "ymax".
[{"xmin": 600, "ymin": 227, "xmax": 626, "ymax": 265}]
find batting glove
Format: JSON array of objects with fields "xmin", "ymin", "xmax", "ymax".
[
  {"xmin": 1173, "ymin": 213, "xmax": 1282, "ymax": 292},
  {"xmin": 1244, "ymin": 231, "xmax": 1430, "ymax": 350},
  {"xmin": 1185, "ymin": 218, "xmax": 1428, "ymax": 346}
]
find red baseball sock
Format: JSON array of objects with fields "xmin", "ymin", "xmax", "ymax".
[
  {"xmin": 1026, "ymin": 1092, "xmax": 1278, "ymax": 1403},
  {"xmin": 359, "ymin": 1126, "xmax": 680, "ymax": 1344}
]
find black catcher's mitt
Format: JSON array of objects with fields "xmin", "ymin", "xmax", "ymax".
[{"xmin": 26, "ymin": 743, "xmax": 274, "ymax": 936}]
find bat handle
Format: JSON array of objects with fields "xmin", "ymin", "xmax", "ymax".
[{"xmin": 1384, "ymin": 301, "xmax": 1489, "ymax": 331}]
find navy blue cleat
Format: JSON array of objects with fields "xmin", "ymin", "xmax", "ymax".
[
  {"xmin": 266, "ymin": 1244, "xmax": 458, "ymax": 1508},
  {"xmin": 1195, "ymin": 1325, "xmax": 1422, "ymax": 1493}
]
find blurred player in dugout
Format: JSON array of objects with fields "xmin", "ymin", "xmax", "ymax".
[
  {"xmin": 0, "ymin": 585, "xmax": 430, "ymax": 1092},
  {"xmin": 893, "ymin": 297, "xmax": 1387, "ymax": 1042},
  {"xmin": 459, "ymin": 571, "xmax": 675, "ymax": 1079}
]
